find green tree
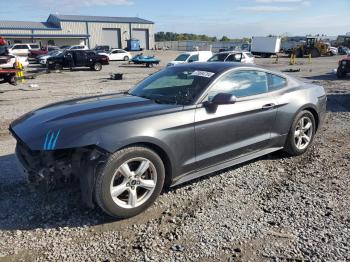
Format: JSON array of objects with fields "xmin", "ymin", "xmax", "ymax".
[{"xmin": 220, "ymin": 36, "xmax": 231, "ymax": 42}]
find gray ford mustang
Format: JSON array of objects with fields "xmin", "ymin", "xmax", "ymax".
[{"xmin": 10, "ymin": 62, "xmax": 327, "ymax": 218}]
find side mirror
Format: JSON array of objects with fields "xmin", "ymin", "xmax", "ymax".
[
  {"xmin": 203, "ymin": 93, "xmax": 237, "ymax": 111},
  {"xmin": 211, "ymin": 93, "xmax": 237, "ymax": 105}
]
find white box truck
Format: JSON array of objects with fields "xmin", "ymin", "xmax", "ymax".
[{"xmin": 251, "ymin": 36, "xmax": 281, "ymax": 58}]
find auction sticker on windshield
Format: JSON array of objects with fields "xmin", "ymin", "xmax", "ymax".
[{"xmin": 191, "ymin": 70, "xmax": 215, "ymax": 78}]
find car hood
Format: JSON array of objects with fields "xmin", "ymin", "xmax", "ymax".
[
  {"xmin": 10, "ymin": 93, "xmax": 182, "ymax": 150},
  {"xmin": 38, "ymin": 55, "xmax": 48, "ymax": 60}
]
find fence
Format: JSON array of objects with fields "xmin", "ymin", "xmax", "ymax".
[{"xmin": 155, "ymin": 40, "xmax": 246, "ymax": 53}]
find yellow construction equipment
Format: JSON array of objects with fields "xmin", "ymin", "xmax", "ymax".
[{"xmin": 293, "ymin": 37, "xmax": 332, "ymax": 58}]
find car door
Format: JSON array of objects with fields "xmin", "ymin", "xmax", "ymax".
[
  {"xmin": 225, "ymin": 53, "xmax": 242, "ymax": 62},
  {"xmin": 110, "ymin": 50, "xmax": 120, "ymax": 60},
  {"xmin": 187, "ymin": 54, "xmax": 199, "ymax": 63},
  {"xmin": 194, "ymin": 69, "xmax": 278, "ymax": 169},
  {"xmin": 74, "ymin": 51, "xmax": 87, "ymax": 66}
]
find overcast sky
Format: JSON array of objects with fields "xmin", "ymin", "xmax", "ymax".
[{"xmin": 0, "ymin": 0, "xmax": 349, "ymax": 37}]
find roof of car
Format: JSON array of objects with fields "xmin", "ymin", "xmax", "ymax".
[
  {"xmin": 216, "ymin": 51, "xmax": 251, "ymax": 54},
  {"xmin": 172, "ymin": 62, "xmax": 256, "ymax": 73},
  {"xmin": 182, "ymin": 51, "xmax": 212, "ymax": 55}
]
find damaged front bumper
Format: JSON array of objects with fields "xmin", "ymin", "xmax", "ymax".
[{"xmin": 15, "ymin": 141, "xmax": 73, "ymax": 191}]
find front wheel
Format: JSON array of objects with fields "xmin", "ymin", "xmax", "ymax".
[
  {"xmin": 53, "ymin": 63, "xmax": 62, "ymax": 70},
  {"xmin": 284, "ymin": 110, "xmax": 316, "ymax": 156},
  {"xmin": 124, "ymin": 56, "xmax": 129, "ymax": 61},
  {"xmin": 93, "ymin": 62, "xmax": 102, "ymax": 71},
  {"xmin": 94, "ymin": 146, "xmax": 165, "ymax": 218}
]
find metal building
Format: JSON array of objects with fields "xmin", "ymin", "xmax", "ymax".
[{"xmin": 0, "ymin": 14, "xmax": 155, "ymax": 49}]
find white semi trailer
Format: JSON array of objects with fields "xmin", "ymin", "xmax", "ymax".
[{"xmin": 251, "ymin": 36, "xmax": 281, "ymax": 58}]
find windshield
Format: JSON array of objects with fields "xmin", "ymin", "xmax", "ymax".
[
  {"xmin": 129, "ymin": 67, "xmax": 216, "ymax": 105},
  {"xmin": 175, "ymin": 54, "xmax": 190, "ymax": 62},
  {"xmin": 208, "ymin": 53, "xmax": 229, "ymax": 62},
  {"xmin": 48, "ymin": 50, "xmax": 62, "ymax": 56}
]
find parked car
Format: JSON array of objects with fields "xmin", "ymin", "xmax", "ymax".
[
  {"xmin": 10, "ymin": 62, "xmax": 327, "ymax": 219},
  {"xmin": 37, "ymin": 50, "xmax": 63, "ymax": 66},
  {"xmin": 336, "ymin": 56, "xmax": 350, "ymax": 78},
  {"xmin": 98, "ymin": 48, "xmax": 132, "ymax": 61},
  {"xmin": 93, "ymin": 45, "xmax": 110, "ymax": 53},
  {"xmin": 0, "ymin": 37, "xmax": 7, "ymax": 46},
  {"xmin": 329, "ymin": 46, "xmax": 338, "ymax": 56},
  {"xmin": 208, "ymin": 51, "xmax": 255, "ymax": 64},
  {"xmin": 0, "ymin": 54, "xmax": 29, "ymax": 68},
  {"xmin": 46, "ymin": 50, "xmax": 109, "ymax": 71},
  {"xmin": 167, "ymin": 51, "xmax": 213, "ymax": 66},
  {"xmin": 60, "ymin": 45, "xmax": 88, "ymax": 51},
  {"xmin": 338, "ymin": 46, "xmax": 350, "ymax": 55},
  {"xmin": 29, "ymin": 46, "xmax": 60, "ymax": 59},
  {"xmin": 0, "ymin": 45, "xmax": 9, "ymax": 55},
  {"xmin": 8, "ymin": 43, "xmax": 40, "ymax": 56}
]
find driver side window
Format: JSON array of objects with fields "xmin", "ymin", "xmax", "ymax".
[
  {"xmin": 188, "ymin": 55, "xmax": 199, "ymax": 62},
  {"xmin": 206, "ymin": 70, "xmax": 268, "ymax": 101},
  {"xmin": 226, "ymin": 53, "xmax": 242, "ymax": 62}
]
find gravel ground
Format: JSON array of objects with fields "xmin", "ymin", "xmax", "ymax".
[{"xmin": 0, "ymin": 51, "xmax": 349, "ymax": 261}]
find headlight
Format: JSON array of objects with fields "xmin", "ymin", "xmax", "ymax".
[
  {"xmin": 167, "ymin": 63, "xmax": 174, "ymax": 67},
  {"xmin": 342, "ymin": 61, "xmax": 347, "ymax": 65},
  {"xmin": 48, "ymin": 61, "xmax": 54, "ymax": 64}
]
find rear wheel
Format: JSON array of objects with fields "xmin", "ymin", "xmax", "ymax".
[
  {"xmin": 94, "ymin": 146, "xmax": 165, "ymax": 218},
  {"xmin": 336, "ymin": 68, "xmax": 346, "ymax": 79},
  {"xmin": 93, "ymin": 62, "xmax": 102, "ymax": 71},
  {"xmin": 295, "ymin": 48, "xmax": 303, "ymax": 58},
  {"xmin": 284, "ymin": 110, "xmax": 316, "ymax": 156}
]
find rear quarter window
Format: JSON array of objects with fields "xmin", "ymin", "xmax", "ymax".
[{"xmin": 268, "ymin": 74, "xmax": 287, "ymax": 91}]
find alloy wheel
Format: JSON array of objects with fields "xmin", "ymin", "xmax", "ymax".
[
  {"xmin": 294, "ymin": 116, "xmax": 313, "ymax": 150},
  {"xmin": 109, "ymin": 157, "xmax": 157, "ymax": 209}
]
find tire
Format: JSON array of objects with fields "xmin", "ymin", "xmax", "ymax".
[
  {"xmin": 284, "ymin": 110, "xmax": 316, "ymax": 156},
  {"xmin": 336, "ymin": 68, "xmax": 346, "ymax": 79},
  {"xmin": 124, "ymin": 56, "xmax": 129, "ymax": 61},
  {"xmin": 295, "ymin": 48, "xmax": 303, "ymax": 58},
  {"xmin": 93, "ymin": 62, "xmax": 102, "ymax": 71},
  {"xmin": 54, "ymin": 63, "xmax": 62, "ymax": 70},
  {"xmin": 310, "ymin": 48, "xmax": 320, "ymax": 58},
  {"xmin": 8, "ymin": 75, "xmax": 18, "ymax": 86},
  {"xmin": 94, "ymin": 146, "xmax": 165, "ymax": 218}
]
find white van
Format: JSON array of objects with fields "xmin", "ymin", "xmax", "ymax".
[
  {"xmin": 8, "ymin": 43, "xmax": 40, "ymax": 56},
  {"xmin": 167, "ymin": 51, "xmax": 213, "ymax": 66}
]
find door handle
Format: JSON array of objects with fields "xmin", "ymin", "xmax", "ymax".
[{"xmin": 262, "ymin": 103, "xmax": 275, "ymax": 110}]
